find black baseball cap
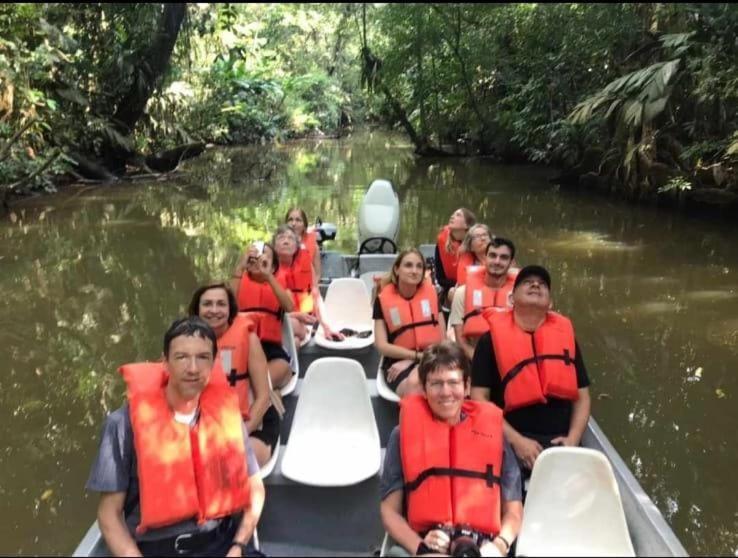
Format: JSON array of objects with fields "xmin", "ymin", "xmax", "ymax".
[{"xmin": 513, "ymin": 265, "xmax": 552, "ymax": 290}]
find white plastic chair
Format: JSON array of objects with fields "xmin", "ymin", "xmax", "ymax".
[
  {"xmin": 257, "ymin": 436, "xmax": 281, "ymax": 480},
  {"xmin": 376, "ymin": 357, "xmax": 400, "ymax": 403},
  {"xmin": 279, "ymin": 318, "xmax": 299, "ymax": 396},
  {"xmin": 280, "ymin": 357, "xmax": 381, "ymax": 486},
  {"xmin": 314, "ymin": 278, "xmax": 375, "ymax": 351},
  {"xmin": 516, "ymin": 447, "xmax": 635, "ymax": 557}
]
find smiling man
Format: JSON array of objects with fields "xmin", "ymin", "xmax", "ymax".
[
  {"xmin": 380, "ymin": 341, "xmax": 522, "ymax": 557},
  {"xmin": 86, "ymin": 316, "xmax": 265, "ymax": 557},
  {"xmin": 470, "ymin": 265, "xmax": 591, "ymax": 478},
  {"xmin": 449, "ymin": 238, "xmax": 517, "ymax": 360}
]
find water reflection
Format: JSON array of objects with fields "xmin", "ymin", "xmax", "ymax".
[{"xmin": 0, "ymin": 130, "xmax": 737, "ymax": 554}]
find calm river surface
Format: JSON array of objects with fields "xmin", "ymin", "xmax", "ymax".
[{"xmin": 1, "ymin": 131, "xmax": 737, "ymax": 555}]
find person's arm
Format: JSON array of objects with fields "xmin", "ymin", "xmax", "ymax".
[
  {"xmin": 226, "ymin": 473, "xmax": 265, "ymax": 557},
  {"xmin": 552, "ymin": 386, "xmax": 590, "ymax": 447},
  {"xmin": 97, "ymin": 492, "xmax": 142, "ymax": 557},
  {"xmin": 503, "ymin": 420, "xmax": 543, "ymax": 471},
  {"xmin": 244, "ymin": 332, "xmax": 270, "ymax": 433},
  {"xmin": 450, "ymin": 286, "xmax": 475, "ymax": 359},
  {"xmin": 312, "ymin": 248, "xmax": 322, "ymax": 287},
  {"xmin": 482, "ymin": 500, "xmax": 522, "ymax": 557},
  {"xmin": 380, "ymin": 490, "xmax": 425, "ymax": 555},
  {"xmin": 374, "ymin": 318, "xmax": 417, "ymax": 362}
]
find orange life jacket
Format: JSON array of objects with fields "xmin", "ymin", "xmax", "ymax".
[
  {"xmin": 284, "ymin": 249, "xmax": 315, "ymax": 313},
  {"xmin": 378, "ymin": 280, "xmax": 443, "ymax": 350},
  {"xmin": 120, "ymin": 362, "xmax": 251, "ymax": 534},
  {"xmin": 462, "ymin": 268, "xmax": 515, "ymax": 339},
  {"xmin": 436, "ymin": 226, "xmax": 463, "ymax": 283},
  {"xmin": 214, "ymin": 313, "xmax": 254, "ymax": 419},
  {"xmin": 484, "ymin": 309, "xmax": 579, "ymax": 412},
  {"xmin": 237, "ymin": 272, "xmax": 284, "ymax": 344},
  {"xmin": 400, "ymin": 394, "xmax": 503, "ymax": 537},
  {"xmin": 302, "ymin": 230, "xmax": 318, "ymax": 265},
  {"xmin": 455, "ymin": 252, "xmax": 482, "ymax": 286}
]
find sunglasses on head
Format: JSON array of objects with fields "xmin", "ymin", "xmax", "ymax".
[{"xmin": 339, "ymin": 328, "xmax": 372, "ymax": 339}]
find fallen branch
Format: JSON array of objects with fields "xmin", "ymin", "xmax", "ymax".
[
  {"xmin": 0, "ymin": 118, "xmax": 37, "ymax": 162},
  {"xmin": 5, "ymin": 149, "xmax": 62, "ymax": 192}
]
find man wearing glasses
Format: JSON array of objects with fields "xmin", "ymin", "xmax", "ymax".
[{"xmin": 470, "ymin": 266, "xmax": 591, "ymax": 478}]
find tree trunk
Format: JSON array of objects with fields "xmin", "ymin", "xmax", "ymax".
[{"xmin": 103, "ymin": 3, "xmax": 187, "ymax": 173}]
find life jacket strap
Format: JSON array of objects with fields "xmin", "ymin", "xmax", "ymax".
[
  {"xmin": 500, "ymin": 350, "xmax": 573, "ymax": 391},
  {"xmin": 227, "ymin": 369, "xmax": 249, "ymax": 387},
  {"xmin": 241, "ymin": 306, "xmax": 284, "ymax": 320},
  {"xmin": 388, "ymin": 318, "xmax": 439, "ymax": 343},
  {"xmin": 405, "ymin": 464, "xmax": 501, "ymax": 493},
  {"xmin": 462, "ymin": 306, "xmax": 496, "ymax": 323}
]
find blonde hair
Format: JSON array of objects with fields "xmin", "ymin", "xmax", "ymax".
[
  {"xmin": 378, "ymin": 248, "xmax": 427, "ymax": 292},
  {"xmin": 445, "ymin": 208, "xmax": 477, "ymax": 253}
]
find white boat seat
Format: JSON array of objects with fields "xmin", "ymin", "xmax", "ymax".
[
  {"xmin": 376, "ymin": 357, "xmax": 400, "ymax": 403},
  {"xmin": 517, "ymin": 447, "xmax": 635, "ymax": 557},
  {"xmin": 280, "ymin": 318, "xmax": 299, "ymax": 396},
  {"xmin": 358, "ymin": 179, "xmax": 400, "ymax": 245},
  {"xmin": 359, "ymin": 271, "xmax": 382, "ymax": 300},
  {"xmin": 357, "ymin": 254, "xmax": 397, "ymax": 275},
  {"xmin": 280, "ymin": 357, "xmax": 381, "ymax": 486},
  {"xmin": 314, "ymin": 279, "xmax": 374, "ymax": 350},
  {"xmin": 258, "ymin": 436, "xmax": 281, "ymax": 480}
]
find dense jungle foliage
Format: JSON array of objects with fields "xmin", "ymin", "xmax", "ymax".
[{"xmin": 1, "ymin": 3, "xmax": 737, "ymax": 210}]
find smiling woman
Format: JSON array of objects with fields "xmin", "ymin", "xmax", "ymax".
[{"xmin": 188, "ymin": 283, "xmax": 281, "ymax": 468}]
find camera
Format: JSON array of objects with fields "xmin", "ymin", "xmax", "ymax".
[
  {"xmin": 314, "ymin": 217, "xmax": 337, "ymax": 246},
  {"xmin": 437, "ymin": 524, "xmax": 484, "ymax": 557}
]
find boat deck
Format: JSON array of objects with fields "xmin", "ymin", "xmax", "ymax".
[{"xmin": 73, "ymin": 252, "xmax": 687, "ymax": 556}]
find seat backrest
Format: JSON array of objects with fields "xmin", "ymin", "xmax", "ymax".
[
  {"xmin": 281, "ymin": 316, "xmax": 299, "ymax": 376},
  {"xmin": 357, "ymin": 254, "xmax": 396, "ymax": 275},
  {"xmin": 517, "ymin": 447, "xmax": 635, "ymax": 557},
  {"xmin": 323, "ymin": 278, "xmax": 372, "ymax": 324}
]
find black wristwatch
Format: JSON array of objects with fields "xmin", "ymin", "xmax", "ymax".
[{"xmin": 230, "ymin": 541, "xmax": 249, "ymax": 555}]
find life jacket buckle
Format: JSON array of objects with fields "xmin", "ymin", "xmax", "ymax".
[{"xmin": 563, "ymin": 349, "xmax": 572, "ymax": 365}]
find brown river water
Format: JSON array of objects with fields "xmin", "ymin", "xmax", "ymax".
[{"xmin": 0, "ymin": 131, "xmax": 736, "ymax": 555}]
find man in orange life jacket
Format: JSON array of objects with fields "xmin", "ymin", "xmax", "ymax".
[
  {"xmin": 449, "ymin": 237, "xmax": 516, "ymax": 360},
  {"xmin": 380, "ymin": 341, "xmax": 522, "ymax": 557},
  {"xmin": 471, "ymin": 266, "xmax": 591, "ymax": 476},
  {"xmin": 86, "ymin": 317, "xmax": 265, "ymax": 557}
]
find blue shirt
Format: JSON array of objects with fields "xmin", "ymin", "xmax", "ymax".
[{"xmin": 85, "ymin": 404, "xmax": 259, "ymax": 542}]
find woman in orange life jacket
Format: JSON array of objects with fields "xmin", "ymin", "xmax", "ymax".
[
  {"xmin": 379, "ymin": 341, "xmax": 523, "ymax": 557},
  {"xmin": 454, "ymin": 223, "xmax": 493, "ymax": 288},
  {"xmin": 374, "ymin": 249, "xmax": 445, "ymax": 397},
  {"xmin": 435, "ymin": 208, "xmax": 476, "ymax": 306},
  {"xmin": 189, "ymin": 282, "xmax": 281, "ymax": 468},
  {"xmin": 285, "ymin": 207, "xmax": 322, "ymax": 287},
  {"xmin": 272, "ymin": 224, "xmax": 345, "ymax": 345},
  {"xmin": 232, "ymin": 240, "xmax": 296, "ymax": 391}
]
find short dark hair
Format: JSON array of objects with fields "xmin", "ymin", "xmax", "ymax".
[
  {"xmin": 418, "ymin": 340, "xmax": 471, "ymax": 387},
  {"xmin": 187, "ymin": 282, "xmax": 238, "ymax": 324},
  {"xmin": 486, "ymin": 236, "xmax": 516, "ymax": 261},
  {"xmin": 163, "ymin": 316, "xmax": 218, "ymax": 358}
]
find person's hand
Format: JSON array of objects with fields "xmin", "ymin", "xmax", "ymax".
[
  {"xmin": 423, "ymin": 529, "xmax": 450, "ymax": 555},
  {"xmin": 511, "ymin": 434, "xmax": 543, "ymax": 470},
  {"xmin": 323, "ymin": 324, "xmax": 345, "ymax": 341},
  {"xmin": 387, "ymin": 359, "xmax": 415, "ymax": 382},
  {"xmin": 550, "ymin": 434, "xmax": 575, "ymax": 447},
  {"xmin": 479, "ymin": 540, "xmax": 504, "ymax": 557},
  {"xmin": 291, "ymin": 312, "xmax": 317, "ymax": 325},
  {"xmin": 225, "ymin": 543, "xmax": 242, "ymax": 557},
  {"xmin": 245, "ymin": 251, "xmax": 271, "ymax": 283}
]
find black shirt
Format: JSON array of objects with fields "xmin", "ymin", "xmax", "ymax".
[
  {"xmin": 471, "ymin": 331, "xmax": 590, "ymax": 441},
  {"xmin": 434, "ymin": 244, "xmax": 454, "ymax": 291}
]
